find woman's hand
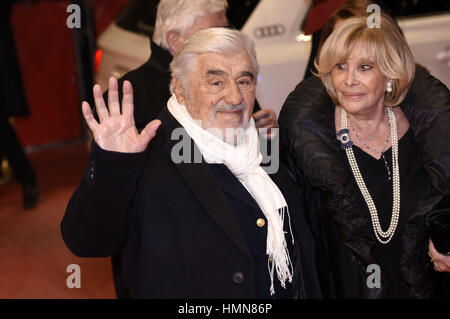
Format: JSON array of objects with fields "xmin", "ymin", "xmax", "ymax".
[
  {"xmin": 82, "ymin": 77, "xmax": 161, "ymax": 153},
  {"xmin": 428, "ymin": 239, "xmax": 450, "ymax": 272}
]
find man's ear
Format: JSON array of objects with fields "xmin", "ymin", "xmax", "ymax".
[
  {"xmin": 172, "ymin": 77, "xmax": 186, "ymax": 105},
  {"xmin": 166, "ymin": 30, "xmax": 183, "ymax": 55}
]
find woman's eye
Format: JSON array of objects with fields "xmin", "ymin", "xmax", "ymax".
[
  {"xmin": 361, "ymin": 64, "xmax": 373, "ymax": 71},
  {"xmin": 336, "ymin": 63, "xmax": 346, "ymax": 70}
]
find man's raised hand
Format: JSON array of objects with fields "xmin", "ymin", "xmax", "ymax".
[{"xmin": 82, "ymin": 77, "xmax": 161, "ymax": 153}]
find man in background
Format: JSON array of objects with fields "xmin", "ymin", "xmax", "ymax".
[
  {"xmin": 101, "ymin": 0, "xmax": 277, "ymax": 132},
  {"xmin": 0, "ymin": 0, "xmax": 39, "ymax": 209}
]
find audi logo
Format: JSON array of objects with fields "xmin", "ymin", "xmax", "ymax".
[{"xmin": 254, "ymin": 24, "xmax": 286, "ymax": 39}]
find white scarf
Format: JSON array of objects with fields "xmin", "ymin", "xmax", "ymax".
[{"xmin": 167, "ymin": 94, "xmax": 294, "ymax": 295}]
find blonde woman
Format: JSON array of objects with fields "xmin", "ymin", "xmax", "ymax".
[{"xmin": 279, "ymin": 13, "xmax": 450, "ymax": 298}]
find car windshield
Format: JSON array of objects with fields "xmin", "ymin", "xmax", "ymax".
[{"xmin": 116, "ymin": 0, "xmax": 261, "ymax": 36}]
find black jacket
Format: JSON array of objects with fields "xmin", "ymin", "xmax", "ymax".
[
  {"xmin": 278, "ymin": 66, "xmax": 450, "ymax": 298},
  {"xmin": 61, "ymin": 108, "xmax": 322, "ymax": 298}
]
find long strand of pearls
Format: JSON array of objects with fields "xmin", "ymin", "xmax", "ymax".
[{"xmin": 341, "ymin": 107, "xmax": 400, "ymax": 244}]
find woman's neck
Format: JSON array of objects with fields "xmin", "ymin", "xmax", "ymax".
[
  {"xmin": 345, "ymin": 100, "xmax": 386, "ymax": 135},
  {"xmin": 335, "ymin": 101, "xmax": 390, "ymax": 160}
]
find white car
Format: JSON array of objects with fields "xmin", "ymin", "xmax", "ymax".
[{"xmin": 95, "ymin": 0, "xmax": 450, "ymax": 116}]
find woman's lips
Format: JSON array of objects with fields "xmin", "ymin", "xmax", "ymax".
[{"xmin": 343, "ymin": 93, "xmax": 365, "ymax": 100}]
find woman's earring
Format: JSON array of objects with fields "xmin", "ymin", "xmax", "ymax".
[{"xmin": 386, "ymin": 81, "xmax": 393, "ymax": 93}]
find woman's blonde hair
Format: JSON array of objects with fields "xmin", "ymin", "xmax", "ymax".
[{"xmin": 315, "ymin": 13, "xmax": 415, "ymax": 107}]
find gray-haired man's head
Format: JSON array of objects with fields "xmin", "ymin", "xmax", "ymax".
[
  {"xmin": 153, "ymin": 0, "xmax": 228, "ymax": 55},
  {"xmin": 170, "ymin": 28, "xmax": 259, "ymax": 144}
]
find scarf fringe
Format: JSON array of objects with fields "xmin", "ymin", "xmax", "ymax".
[{"xmin": 267, "ymin": 206, "xmax": 294, "ymax": 296}]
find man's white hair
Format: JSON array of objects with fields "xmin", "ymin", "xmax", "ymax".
[
  {"xmin": 153, "ymin": 0, "xmax": 228, "ymax": 52},
  {"xmin": 170, "ymin": 27, "xmax": 260, "ymax": 94}
]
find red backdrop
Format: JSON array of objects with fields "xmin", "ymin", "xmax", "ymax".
[{"xmin": 10, "ymin": 0, "xmax": 129, "ymax": 148}]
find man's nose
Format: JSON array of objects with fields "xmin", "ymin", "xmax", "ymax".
[{"xmin": 225, "ymin": 82, "xmax": 244, "ymax": 105}]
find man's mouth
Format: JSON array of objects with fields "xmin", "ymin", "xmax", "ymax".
[
  {"xmin": 217, "ymin": 109, "xmax": 242, "ymax": 114},
  {"xmin": 214, "ymin": 102, "xmax": 247, "ymax": 117}
]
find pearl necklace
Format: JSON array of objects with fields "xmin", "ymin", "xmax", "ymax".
[
  {"xmin": 349, "ymin": 110, "xmax": 390, "ymax": 155},
  {"xmin": 338, "ymin": 107, "xmax": 400, "ymax": 244},
  {"xmin": 348, "ymin": 112, "xmax": 392, "ymax": 181}
]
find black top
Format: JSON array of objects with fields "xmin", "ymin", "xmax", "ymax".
[{"xmin": 349, "ymin": 128, "xmax": 430, "ymax": 298}]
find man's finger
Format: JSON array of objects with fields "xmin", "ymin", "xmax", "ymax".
[
  {"xmin": 122, "ymin": 80, "xmax": 134, "ymax": 118},
  {"xmin": 93, "ymin": 84, "xmax": 109, "ymax": 122},
  {"xmin": 108, "ymin": 77, "xmax": 121, "ymax": 116},
  {"xmin": 139, "ymin": 119, "xmax": 162, "ymax": 147},
  {"xmin": 81, "ymin": 101, "xmax": 99, "ymax": 132}
]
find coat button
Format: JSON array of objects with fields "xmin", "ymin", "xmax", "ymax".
[
  {"xmin": 233, "ymin": 272, "xmax": 244, "ymax": 284},
  {"xmin": 256, "ymin": 218, "xmax": 265, "ymax": 227}
]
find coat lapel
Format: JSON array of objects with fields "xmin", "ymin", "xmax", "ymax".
[
  {"xmin": 209, "ymin": 164, "xmax": 261, "ymax": 212},
  {"xmin": 159, "ymin": 109, "xmax": 252, "ymax": 259}
]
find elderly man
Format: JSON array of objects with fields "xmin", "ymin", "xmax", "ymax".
[
  {"xmin": 62, "ymin": 28, "xmax": 320, "ymax": 299},
  {"xmin": 105, "ymin": 0, "xmax": 277, "ymax": 132}
]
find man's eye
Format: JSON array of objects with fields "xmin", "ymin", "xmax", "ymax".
[
  {"xmin": 237, "ymin": 78, "xmax": 254, "ymax": 88},
  {"xmin": 211, "ymin": 81, "xmax": 222, "ymax": 86}
]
